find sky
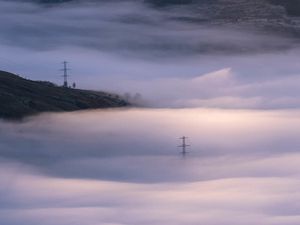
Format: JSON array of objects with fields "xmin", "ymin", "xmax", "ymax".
[{"xmin": 1, "ymin": 0, "xmax": 300, "ymax": 108}]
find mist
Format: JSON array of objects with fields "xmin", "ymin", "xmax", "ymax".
[
  {"xmin": 1, "ymin": 0, "xmax": 300, "ymax": 108},
  {"xmin": 2, "ymin": 108, "xmax": 300, "ymax": 181},
  {"xmin": 1, "ymin": 108, "xmax": 300, "ymax": 224},
  {"xmin": 2, "ymin": 1, "xmax": 300, "ymax": 224}
]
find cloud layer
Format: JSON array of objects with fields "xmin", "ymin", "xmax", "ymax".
[
  {"xmin": 1, "ymin": 0, "xmax": 300, "ymax": 109},
  {"xmin": 2, "ymin": 2, "xmax": 300, "ymax": 224},
  {"xmin": 1, "ymin": 108, "xmax": 300, "ymax": 224}
]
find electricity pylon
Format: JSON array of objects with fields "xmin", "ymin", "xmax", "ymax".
[
  {"xmin": 178, "ymin": 136, "xmax": 190, "ymax": 155},
  {"xmin": 61, "ymin": 61, "xmax": 70, "ymax": 88}
]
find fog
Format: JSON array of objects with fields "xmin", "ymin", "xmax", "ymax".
[
  {"xmin": 1, "ymin": 0, "xmax": 300, "ymax": 108},
  {"xmin": 1, "ymin": 108, "xmax": 300, "ymax": 224},
  {"xmin": 2, "ymin": 1, "xmax": 300, "ymax": 224}
]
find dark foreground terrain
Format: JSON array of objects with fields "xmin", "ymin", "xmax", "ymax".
[{"xmin": 0, "ymin": 71, "xmax": 127, "ymax": 119}]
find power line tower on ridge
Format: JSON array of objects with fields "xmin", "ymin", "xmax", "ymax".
[{"xmin": 61, "ymin": 61, "xmax": 70, "ymax": 88}]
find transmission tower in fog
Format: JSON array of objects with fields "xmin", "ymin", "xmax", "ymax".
[
  {"xmin": 61, "ymin": 61, "xmax": 70, "ymax": 88},
  {"xmin": 178, "ymin": 136, "xmax": 190, "ymax": 155}
]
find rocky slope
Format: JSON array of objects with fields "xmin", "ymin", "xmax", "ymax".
[{"xmin": 0, "ymin": 70, "xmax": 127, "ymax": 119}]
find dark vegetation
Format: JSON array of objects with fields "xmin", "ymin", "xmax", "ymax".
[
  {"xmin": 0, "ymin": 70, "xmax": 127, "ymax": 119},
  {"xmin": 144, "ymin": 0, "xmax": 195, "ymax": 7},
  {"xmin": 36, "ymin": 0, "xmax": 300, "ymax": 17},
  {"xmin": 35, "ymin": 0, "xmax": 300, "ymax": 19},
  {"xmin": 269, "ymin": 0, "xmax": 300, "ymax": 16},
  {"xmin": 146, "ymin": 0, "xmax": 300, "ymax": 17}
]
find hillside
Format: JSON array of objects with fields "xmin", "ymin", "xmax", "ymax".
[
  {"xmin": 0, "ymin": 71, "xmax": 128, "ymax": 119},
  {"xmin": 35, "ymin": 0, "xmax": 300, "ymax": 38}
]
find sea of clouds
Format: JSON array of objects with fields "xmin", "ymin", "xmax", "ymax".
[
  {"xmin": 0, "ymin": 0, "xmax": 300, "ymax": 108},
  {"xmin": 2, "ymin": 2, "xmax": 300, "ymax": 223},
  {"xmin": 1, "ymin": 108, "xmax": 300, "ymax": 224}
]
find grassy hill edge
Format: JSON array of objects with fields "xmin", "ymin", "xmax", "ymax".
[{"xmin": 0, "ymin": 70, "xmax": 128, "ymax": 119}]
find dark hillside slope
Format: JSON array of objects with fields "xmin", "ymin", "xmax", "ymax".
[
  {"xmin": 269, "ymin": 0, "xmax": 300, "ymax": 16},
  {"xmin": 0, "ymin": 71, "xmax": 127, "ymax": 119}
]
